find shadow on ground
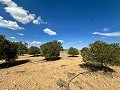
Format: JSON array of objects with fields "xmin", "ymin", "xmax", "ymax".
[
  {"xmin": 0, "ymin": 59, "xmax": 30, "ymax": 69},
  {"xmin": 44, "ymin": 57, "xmax": 61, "ymax": 61},
  {"xmin": 79, "ymin": 63, "xmax": 115, "ymax": 72}
]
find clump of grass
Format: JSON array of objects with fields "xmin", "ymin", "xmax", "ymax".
[
  {"xmin": 56, "ymin": 79, "xmax": 67, "ymax": 88},
  {"xmin": 67, "ymin": 72, "xmax": 76, "ymax": 78}
]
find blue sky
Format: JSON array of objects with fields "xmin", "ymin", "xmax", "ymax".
[{"xmin": 0, "ymin": 0, "xmax": 120, "ymax": 49}]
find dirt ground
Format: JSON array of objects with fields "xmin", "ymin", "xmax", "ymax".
[{"xmin": 0, "ymin": 51, "xmax": 120, "ymax": 90}]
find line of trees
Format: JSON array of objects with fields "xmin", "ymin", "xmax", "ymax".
[
  {"xmin": 0, "ymin": 35, "xmax": 64, "ymax": 62},
  {"xmin": 1, "ymin": 34, "xmax": 120, "ymax": 68}
]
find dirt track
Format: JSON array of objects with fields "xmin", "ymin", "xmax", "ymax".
[{"xmin": 0, "ymin": 51, "xmax": 120, "ymax": 90}]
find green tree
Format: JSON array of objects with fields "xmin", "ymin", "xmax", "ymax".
[
  {"xmin": 68, "ymin": 47, "xmax": 79, "ymax": 56},
  {"xmin": 28, "ymin": 46, "xmax": 40, "ymax": 56},
  {"xmin": 81, "ymin": 41, "xmax": 120, "ymax": 67},
  {"xmin": 81, "ymin": 47, "xmax": 92, "ymax": 62},
  {"xmin": 40, "ymin": 41, "xmax": 62, "ymax": 60},
  {"xmin": 0, "ymin": 35, "xmax": 18, "ymax": 62},
  {"xmin": 14, "ymin": 42, "xmax": 28, "ymax": 55}
]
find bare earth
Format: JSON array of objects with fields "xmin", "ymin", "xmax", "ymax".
[{"xmin": 0, "ymin": 51, "xmax": 120, "ymax": 90}]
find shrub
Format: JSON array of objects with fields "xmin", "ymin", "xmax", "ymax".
[
  {"xmin": 28, "ymin": 46, "xmax": 40, "ymax": 56},
  {"xmin": 81, "ymin": 41, "xmax": 120, "ymax": 67},
  {"xmin": 68, "ymin": 47, "xmax": 79, "ymax": 56},
  {"xmin": 0, "ymin": 35, "xmax": 18, "ymax": 62},
  {"xmin": 14, "ymin": 42, "xmax": 28, "ymax": 55},
  {"xmin": 40, "ymin": 41, "xmax": 62, "ymax": 60}
]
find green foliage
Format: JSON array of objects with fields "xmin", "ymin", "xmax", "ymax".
[
  {"xmin": 28, "ymin": 46, "xmax": 40, "ymax": 56},
  {"xmin": 14, "ymin": 42, "xmax": 28, "ymax": 55},
  {"xmin": 81, "ymin": 41, "xmax": 120, "ymax": 66},
  {"xmin": 0, "ymin": 35, "xmax": 18, "ymax": 62},
  {"xmin": 40, "ymin": 41, "xmax": 62, "ymax": 60},
  {"xmin": 81, "ymin": 47, "xmax": 92, "ymax": 62},
  {"xmin": 68, "ymin": 47, "xmax": 79, "ymax": 56}
]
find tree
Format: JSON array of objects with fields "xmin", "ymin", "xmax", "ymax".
[
  {"xmin": 40, "ymin": 41, "xmax": 62, "ymax": 60},
  {"xmin": 81, "ymin": 47, "xmax": 92, "ymax": 62},
  {"xmin": 68, "ymin": 47, "xmax": 79, "ymax": 56},
  {"xmin": 81, "ymin": 41, "xmax": 120, "ymax": 67},
  {"xmin": 0, "ymin": 35, "xmax": 18, "ymax": 62},
  {"xmin": 28, "ymin": 46, "xmax": 40, "ymax": 56},
  {"xmin": 14, "ymin": 42, "xmax": 28, "ymax": 55}
]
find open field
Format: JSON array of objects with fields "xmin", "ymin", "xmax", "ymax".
[{"xmin": 0, "ymin": 51, "xmax": 120, "ymax": 90}]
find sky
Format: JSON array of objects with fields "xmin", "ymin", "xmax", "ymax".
[{"xmin": 0, "ymin": 0, "xmax": 120, "ymax": 49}]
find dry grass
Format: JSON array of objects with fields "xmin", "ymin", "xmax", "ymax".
[{"xmin": 0, "ymin": 51, "xmax": 120, "ymax": 90}]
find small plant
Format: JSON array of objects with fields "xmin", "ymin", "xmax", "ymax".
[
  {"xmin": 68, "ymin": 47, "xmax": 79, "ymax": 56},
  {"xmin": 40, "ymin": 41, "xmax": 62, "ymax": 60},
  {"xmin": 56, "ymin": 79, "xmax": 67, "ymax": 88},
  {"xmin": 28, "ymin": 46, "xmax": 40, "ymax": 56}
]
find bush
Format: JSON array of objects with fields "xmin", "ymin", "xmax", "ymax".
[
  {"xmin": 28, "ymin": 46, "xmax": 40, "ymax": 56},
  {"xmin": 81, "ymin": 41, "xmax": 120, "ymax": 67},
  {"xmin": 40, "ymin": 41, "xmax": 62, "ymax": 60},
  {"xmin": 68, "ymin": 47, "xmax": 79, "ymax": 56},
  {"xmin": 14, "ymin": 42, "xmax": 28, "ymax": 55},
  {"xmin": 0, "ymin": 35, "xmax": 18, "ymax": 62}
]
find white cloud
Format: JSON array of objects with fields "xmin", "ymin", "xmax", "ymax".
[
  {"xmin": 33, "ymin": 16, "xmax": 47, "ymax": 25},
  {"xmin": 43, "ymin": 28, "xmax": 57, "ymax": 36},
  {"xmin": 58, "ymin": 40, "xmax": 64, "ymax": 43},
  {"xmin": 25, "ymin": 41, "xmax": 42, "ymax": 47},
  {"xmin": 103, "ymin": 27, "xmax": 109, "ymax": 32},
  {"xmin": 14, "ymin": 40, "xmax": 18, "ymax": 42},
  {"xmin": 10, "ymin": 37, "xmax": 15, "ymax": 39},
  {"xmin": 18, "ymin": 33, "xmax": 24, "ymax": 36},
  {"xmin": 31, "ymin": 41, "xmax": 42, "ymax": 45},
  {"xmin": 92, "ymin": 31, "xmax": 120, "ymax": 37},
  {"xmin": 0, "ymin": 16, "xmax": 23, "ymax": 30},
  {"xmin": 0, "ymin": 0, "xmax": 35, "ymax": 24}
]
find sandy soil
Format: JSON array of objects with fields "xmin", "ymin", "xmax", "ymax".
[{"xmin": 0, "ymin": 51, "xmax": 120, "ymax": 90}]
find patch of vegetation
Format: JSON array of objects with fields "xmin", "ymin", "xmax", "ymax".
[
  {"xmin": 67, "ymin": 72, "xmax": 76, "ymax": 78},
  {"xmin": 28, "ymin": 46, "xmax": 40, "ymax": 56},
  {"xmin": 14, "ymin": 42, "xmax": 28, "ymax": 55},
  {"xmin": 68, "ymin": 47, "xmax": 79, "ymax": 57},
  {"xmin": 81, "ymin": 41, "xmax": 120, "ymax": 72},
  {"xmin": 40, "ymin": 40, "xmax": 63, "ymax": 60},
  {"xmin": 0, "ymin": 35, "xmax": 18, "ymax": 62},
  {"xmin": 56, "ymin": 79, "xmax": 67, "ymax": 88}
]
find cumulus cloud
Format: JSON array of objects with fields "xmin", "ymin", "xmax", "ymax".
[
  {"xmin": 10, "ymin": 37, "xmax": 15, "ymax": 39},
  {"xmin": 58, "ymin": 40, "xmax": 64, "ymax": 43},
  {"xmin": 103, "ymin": 27, "xmax": 109, "ymax": 32},
  {"xmin": 92, "ymin": 31, "xmax": 120, "ymax": 37},
  {"xmin": 31, "ymin": 41, "xmax": 42, "ymax": 45},
  {"xmin": 33, "ymin": 16, "xmax": 47, "ymax": 25},
  {"xmin": 43, "ymin": 28, "xmax": 57, "ymax": 36},
  {"xmin": 0, "ymin": 16, "xmax": 23, "ymax": 30},
  {"xmin": 0, "ymin": 0, "xmax": 35, "ymax": 24},
  {"xmin": 18, "ymin": 33, "xmax": 24, "ymax": 36}
]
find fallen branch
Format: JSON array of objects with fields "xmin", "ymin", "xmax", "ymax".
[{"xmin": 67, "ymin": 71, "xmax": 90, "ymax": 90}]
